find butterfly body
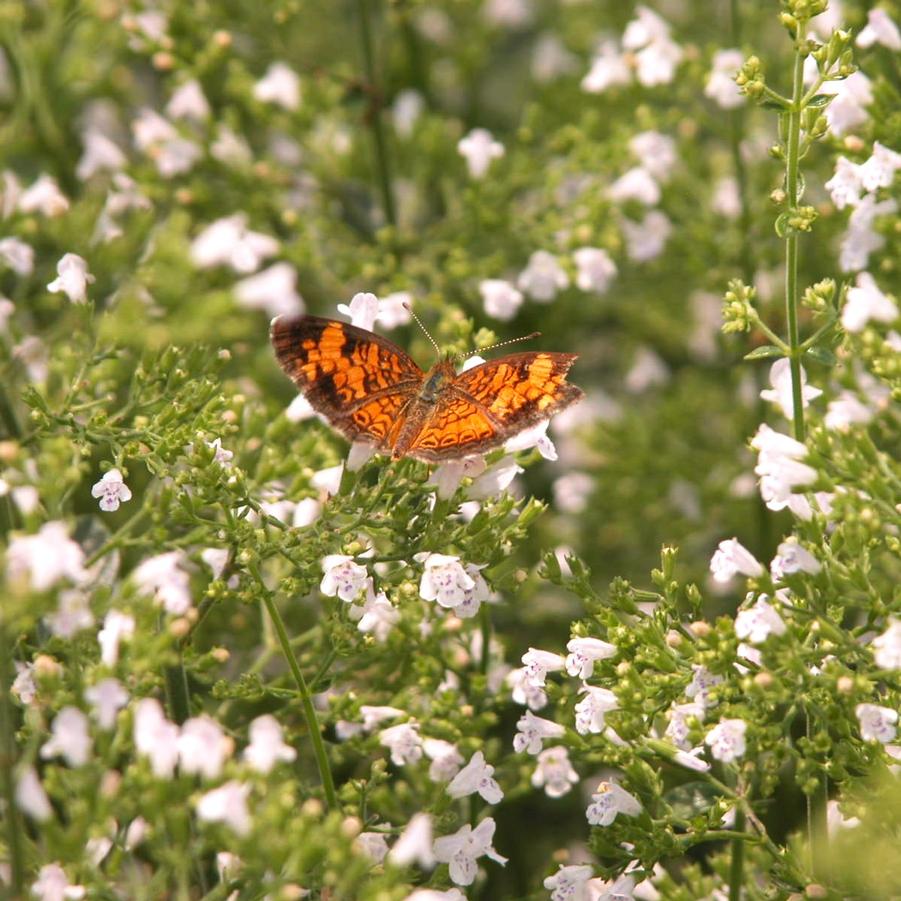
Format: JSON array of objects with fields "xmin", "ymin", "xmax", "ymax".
[{"xmin": 271, "ymin": 314, "xmax": 583, "ymax": 462}]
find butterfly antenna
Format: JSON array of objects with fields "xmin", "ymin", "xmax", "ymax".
[
  {"xmin": 403, "ymin": 303, "xmax": 441, "ymax": 356},
  {"xmin": 463, "ymin": 331, "xmax": 542, "ymax": 360}
]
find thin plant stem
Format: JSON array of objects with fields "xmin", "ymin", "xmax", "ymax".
[
  {"xmin": 0, "ymin": 625, "xmax": 25, "ymax": 895},
  {"xmin": 164, "ymin": 650, "xmax": 192, "ymax": 725},
  {"xmin": 729, "ymin": 806, "xmax": 747, "ymax": 901},
  {"xmin": 254, "ymin": 568, "xmax": 338, "ymax": 810},
  {"xmin": 356, "ymin": 0, "xmax": 397, "ymax": 228},
  {"xmin": 784, "ymin": 43, "xmax": 807, "ymax": 442}
]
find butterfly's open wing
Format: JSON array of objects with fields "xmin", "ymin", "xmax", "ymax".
[
  {"xmin": 271, "ymin": 315, "xmax": 423, "ymax": 445},
  {"xmin": 406, "ymin": 352, "xmax": 583, "ymax": 461}
]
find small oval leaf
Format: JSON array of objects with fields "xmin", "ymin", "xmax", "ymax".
[
  {"xmin": 805, "ymin": 345, "xmax": 837, "ymax": 366},
  {"xmin": 744, "ymin": 345, "xmax": 785, "ymax": 360}
]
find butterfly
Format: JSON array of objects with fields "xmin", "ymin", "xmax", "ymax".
[{"xmin": 270, "ymin": 314, "xmax": 583, "ymax": 462}]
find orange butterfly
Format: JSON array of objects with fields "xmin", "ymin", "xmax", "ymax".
[{"xmin": 271, "ymin": 314, "xmax": 583, "ymax": 462}]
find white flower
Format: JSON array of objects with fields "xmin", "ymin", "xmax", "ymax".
[
  {"xmin": 521, "ymin": 647, "xmax": 566, "ymax": 687},
  {"xmin": 504, "ymin": 419, "xmax": 557, "ymax": 461},
  {"xmin": 423, "ymin": 738, "xmax": 464, "ymax": 782},
  {"xmin": 84, "ymin": 678, "xmax": 128, "ymax": 730},
  {"xmin": 320, "ymin": 554, "xmax": 369, "ymax": 602},
  {"xmin": 166, "ymin": 79, "xmax": 210, "ymax": 121},
  {"xmin": 573, "ymin": 247, "xmax": 617, "ymax": 294},
  {"xmin": 15, "ymin": 766, "xmax": 51, "ymax": 821},
  {"xmin": 178, "ymin": 715, "xmax": 231, "ymax": 779},
  {"xmin": 41, "ymin": 707, "xmax": 92, "ymax": 767},
  {"xmin": 630, "ymin": 130, "xmax": 676, "ymax": 180},
  {"xmin": 293, "ymin": 497, "xmax": 322, "ymax": 527},
  {"xmin": 98, "ymin": 609, "xmax": 135, "ymax": 667},
  {"xmin": 575, "ymin": 684, "xmax": 618, "ymax": 735},
  {"xmin": 447, "ymin": 751, "xmax": 503, "ymax": 804},
  {"xmin": 623, "ymin": 6, "xmax": 682, "ymax": 87},
  {"xmin": 842, "ymin": 272, "xmax": 897, "ymax": 333},
  {"xmin": 531, "ymin": 746, "xmax": 578, "ymax": 798},
  {"xmin": 608, "ymin": 167, "xmax": 660, "ymax": 205},
  {"xmin": 824, "ymin": 71, "xmax": 872, "ymax": 137},
  {"xmin": 712, "ymin": 176, "xmax": 741, "ymax": 218},
  {"xmin": 759, "ymin": 358, "xmax": 822, "ymax": 419},
  {"xmin": 30, "ymin": 863, "xmax": 85, "ymax": 901},
  {"xmin": 857, "ymin": 8, "xmax": 901, "ymax": 50},
  {"xmin": 6, "ymin": 521, "xmax": 87, "ymax": 591},
  {"xmin": 200, "ymin": 547, "xmax": 230, "ymax": 580},
  {"xmin": 253, "ymin": 62, "xmax": 301, "ymax": 111},
  {"xmin": 710, "ymin": 537, "xmax": 764, "ymax": 583},
  {"xmin": 211, "ymin": 125, "xmax": 252, "ymax": 166},
  {"xmin": 196, "ymin": 780, "xmax": 252, "ymax": 836},
  {"xmin": 190, "ymin": 214, "xmax": 279, "ymax": 274},
  {"xmin": 47, "ymin": 253, "xmax": 94, "ymax": 304},
  {"xmin": 582, "ymin": 40, "xmax": 631, "ymax": 93},
  {"xmin": 735, "ymin": 595, "xmax": 787, "ymax": 644},
  {"xmin": 705, "ymin": 719, "xmax": 748, "ymax": 763},
  {"xmin": 350, "ymin": 582, "xmax": 400, "ymax": 641},
  {"xmin": 433, "ymin": 818, "xmax": 507, "ymax": 886},
  {"xmin": 685, "ymin": 664, "xmax": 723, "ymax": 709},
  {"xmin": 825, "ymin": 390, "xmax": 874, "ymax": 431},
  {"xmin": 356, "ymin": 831, "xmax": 391, "ymax": 863},
  {"xmin": 585, "ymin": 781, "xmax": 642, "ymax": 826},
  {"xmin": 841, "ymin": 194, "xmax": 897, "ymax": 273},
  {"xmin": 770, "ymin": 538, "xmax": 821, "ymax": 578},
  {"xmin": 565, "ymin": 637, "xmax": 617, "ymax": 679},
  {"xmin": 418, "ymin": 553, "xmax": 475, "ymax": 609},
  {"xmin": 91, "ymin": 468, "xmax": 132, "ymax": 512},
  {"xmin": 513, "ymin": 710, "xmax": 565, "ymax": 755},
  {"xmin": 532, "ymin": 34, "xmax": 578, "ymax": 83},
  {"xmin": 856, "ymin": 703, "xmax": 898, "ymax": 743},
  {"xmin": 873, "ymin": 619, "xmax": 901, "ymax": 671},
  {"xmin": 12, "ymin": 662, "xmax": 37, "ymax": 705},
  {"xmin": 457, "ymin": 128, "xmax": 504, "ymax": 178},
  {"xmin": 76, "ymin": 128, "xmax": 127, "ymax": 180},
  {"xmin": 859, "ymin": 142, "xmax": 901, "ymax": 192},
  {"xmin": 751, "ymin": 423, "xmax": 817, "ymax": 518},
  {"xmin": 553, "ymin": 471, "xmax": 594, "ymax": 514},
  {"xmin": 360, "ymin": 704, "xmax": 406, "ymax": 732},
  {"xmin": 389, "ymin": 813, "xmax": 435, "ymax": 868},
  {"xmin": 44, "ymin": 590, "xmax": 94, "ymax": 639},
  {"xmin": 623, "ymin": 210, "xmax": 671, "ymax": 262},
  {"xmin": 311, "ymin": 462, "xmax": 344, "ymax": 496},
  {"xmin": 506, "ymin": 667, "xmax": 548, "ymax": 710},
  {"xmin": 428, "ymin": 455, "xmax": 487, "ymax": 500},
  {"xmin": 130, "ymin": 109, "xmax": 200, "ymax": 177},
  {"xmin": 243, "ymin": 714, "xmax": 297, "ymax": 773},
  {"xmin": 19, "ymin": 174, "xmax": 69, "ymax": 216},
  {"xmin": 673, "ymin": 748, "xmax": 712, "ymax": 772},
  {"xmin": 544, "ymin": 864, "xmax": 595, "ymax": 901},
  {"xmin": 337, "ymin": 291, "xmax": 380, "ymax": 330},
  {"xmin": 133, "ymin": 551, "xmax": 192, "ymax": 615},
  {"xmin": 469, "ymin": 457, "xmax": 523, "ymax": 499},
  {"xmin": 0, "ymin": 236, "xmax": 34, "ymax": 275},
  {"xmin": 479, "ymin": 278, "xmax": 523, "ymax": 321},
  {"xmin": 484, "ymin": 0, "xmax": 532, "ymax": 28},
  {"xmin": 134, "ymin": 698, "xmax": 180, "ymax": 778},
  {"xmin": 705, "ymin": 49, "xmax": 745, "ymax": 109},
  {"xmin": 825, "ymin": 157, "xmax": 864, "ymax": 210},
  {"xmin": 665, "ymin": 702, "xmax": 705, "ymax": 749},
  {"xmin": 235, "ymin": 263, "xmax": 304, "ymax": 318},
  {"xmin": 517, "ymin": 251, "xmax": 569, "ymax": 302},
  {"xmin": 392, "ymin": 89, "xmax": 424, "ymax": 137},
  {"xmin": 379, "ymin": 722, "xmax": 423, "ymax": 766}
]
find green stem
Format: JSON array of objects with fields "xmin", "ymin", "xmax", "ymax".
[
  {"xmin": 729, "ymin": 806, "xmax": 747, "ymax": 901},
  {"xmin": 356, "ymin": 0, "xmax": 397, "ymax": 228},
  {"xmin": 479, "ymin": 604, "xmax": 491, "ymax": 676},
  {"xmin": 0, "ymin": 625, "xmax": 25, "ymax": 895},
  {"xmin": 255, "ymin": 570, "xmax": 338, "ymax": 811},
  {"xmin": 784, "ymin": 43, "xmax": 807, "ymax": 442},
  {"xmin": 164, "ymin": 654, "xmax": 192, "ymax": 725}
]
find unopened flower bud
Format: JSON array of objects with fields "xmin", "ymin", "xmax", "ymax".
[
  {"xmin": 689, "ymin": 620, "xmax": 712, "ymax": 638},
  {"xmin": 837, "ymin": 676, "xmax": 854, "ymax": 694}
]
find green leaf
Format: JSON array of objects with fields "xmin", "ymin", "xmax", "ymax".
[
  {"xmin": 774, "ymin": 211, "xmax": 792, "ymax": 238},
  {"xmin": 744, "ymin": 345, "xmax": 785, "ymax": 360},
  {"xmin": 805, "ymin": 345, "xmax": 837, "ymax": 366},
  {"xmin": 806, "ymin": 93, "xmax": 835, "ymax": 108}
]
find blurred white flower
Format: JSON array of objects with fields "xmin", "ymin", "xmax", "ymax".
[
  {"xmin": 873, "ymin": 619, "xmax": 901, "ymax": 671},
  {"xmin": 379, "ymin": 721, "xmax": 423, "ymax": 766},
  {"xmin": 585, "ymin": 780, "xmax": 642, "ymax": 826},
  {"xmin": 770, "ymin": 539, "xmax": 821, "ymax": 578},
  {"xmin": 857, "ymin": 8, "xmax": 901, "ymax": 50},
  {"xmin": 513, "ymin": 710, "xmax": 565, "ymax": 755},
  {"xmin": 859, "ymin": 142, "xmax": 901, "ymax": 192},
  {"xmin": 98, "ymin": 609, "xmax": 135, "ymax": 667},
  {"xmin": 855, "ymin": 703, "xmax": 898, "ymax": 743},
  {"xmin": 19, "ymin": 174, "xmax": 69, "ymax": 216},
  {"xmin": 573, "ymin": 247, "xmax": 617, "ymax": 294},
  {"xmin": 575, "ymin": 684, "xmax": 618, "ymax": 735},
  {"xmin": 483, "ymin": 0, "xmax": 533, "ymax": 28},
  {"xmin": 211, "ymin": 125, "xmax": 253, "ymax": 167},
  {"xmin": 447, "ymin": 751, "xmax": 503, "ymax": 803},
  {"xmin": 842, "ymin": 272, "xmax": 897, "ymax": 332},
  {"xmin": 565, "ymin": 636, "xmax": 616, "ymax": 679},
  {"xmin": 623, "ymin": 6, "xmax": 682, "ymax": 87},
  {"xmin": 359, "ymin": 704, "xmax": 406, "ymax": 732},
  {"xmin": 840, "ymin": 194, "xmax": 897, "ymax": 272},
  {"xmin": 705, "ymin": 718, "xmax": 747, "ymax": 763},
  {"xmin": 311, "ymin": 462, "xmax": 344, "ymax": 496},
  {"xmin": 532, "ymin": 34, "xmax": 578, "ymax": 83},
  {"xmin": 320, "ymin": 554, "xmax": 368, "ymax": 602},
  {"xmin": 133, "ymin": 551, "xmax": 192, "ymax": 615},
  {"xmin": 47, "ymin": 253, "xmax": 95, "ymax": 304},
  {"xmin": 44, "ymin": 590, "xmax": 94, "ymax": 639},
  {"xmin": 423, "ymin": 738, "xmax": 464, "ymax": 782},
  {"xmin": 134, "ymin": 698, "xmax": 180, "ymax": 778},
  {"xmin": 243, "ymin": 714, "xmax": 297, "ymax": 773},
  {"xmin": 41, "ymin": 707, "xmax": 92, "ymax": 767},
  {"xmin": 178, "ymin": 715, "xmax": 232, "ymax": 780},
  {"xmin": 0, "ymin": 237, "xmax": 34, "ymax": 275},
  {"xmin": 432, "ymin": 818, "xmax": 507, "ymax": 886},
  {"xmin": 712, "ymin": 176, "xmax": 741, "ymax": 219},
  {"xmin": 196, "ymin": 780, "xmax": 252, "ymax": 835},
  {"xmin": 15, "ymin": 766, "xmax": 52, "ymax": 821},
  {"xmin": 759, "ymin": 358, "xmax": 822, "ymax": 418},
  {"xmin": 609, "ymin": 167, "xmax": 660, "ymax": 205},
  {"xmin": 349, "ymin": 582, "xmax": 400, "ymax": 640},
  {"xmin": 190, "ymin": 214, "xmax": 280, "ymax": 273},
  {"xmin": 389, "ymin": 812, "xmax": 435, "ymax": 868},
  {"xmin": 623, "ymin": 210, "xmax": 672, "ymax": 262},
  {"xmin": 84, "ymin": 678, "xmax": 128, "ymax": 730},
  {"xmin": 12, "ymin": 662, "xmax": 37, "ymax": 705},
  {"xmin": 76, "ymin": 129, "xmax": 127, "ymax": 180},
  {"xmin": 31, "ymin": 863, "xmax": 85, "ymax": 901},
  {"xmin": 581, "ymin": 40, "xmax": 631, "ymax": 94},
  {"xmin": 823, "ymin": 71, "xmax": 872, "ymax": 136},
  {"xmin": 393, "ymin": 89, "xmax": 424, "ymax": 137},
  {"xmin": 91, "ymin": 468, "xmax": 132, "ymax": 512},
  {"xmin": 337, "ymin": 291, "xmax": 379, "ymax": 330},
  {"xmin": 553, "ymin": 471, "xmax": 593, "ymax": 513},
  {"xmin": 825, "ymin": 390, "xmax": 874, "ymax": 431},
  {"xmin": 705, "ymin": 49, "xmax": 745, "ymax": 109},
  {"xmin": 479, "ymin": 278, "xmax": 523, "ymax": 321},
  {"xmin": 517, "ymin": 250, "xmax": 569, "ymax": 302},
  {"xmin": 531, "ymin": 746, "xmax": 578, "ymax": 798},
  {"xmin": 254, "ymin": 62, "xmax": 301, "ymax": 111},
  {"xmin": 378, "ymin": 291, "xmax": 414, "ymax": 328},
  {"xmin": 293, "ymin": 497, "xmax": 322, "ymax": 527},
  {"xmin": 6, "ymin": 521, "xmax": 87, "ymax": 591},
  {"xmin": 166, "ymin": 79, "xmax": 210, "ymax": 121},
  {"xmin": 457, "ymin": 128, "xmax": 504, "ymax": 178},
  {"xmin": 131, "ymin": 108, "xmax": 201, "ymax": 177},
  {"xmin": 356, "ymin": 831, "xmax": 390, "ymax": 864},
  {"xmin": 630, "ymin": 130, "xmax": 676, "ymax": 181},
  {"xmin": 235, "ymin": 263, "xmax": 304, "ymax": 318},
  {"xmin": 735, "ymin": 596, "xmax": 787, "ymax": 644},
  {"xmin": 13, "ymin": 335, "xmax": 48, "ymax": 382},
  {"xmin": 825, "ymin": 156, "xmax": 864, "ymax": 211}
]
